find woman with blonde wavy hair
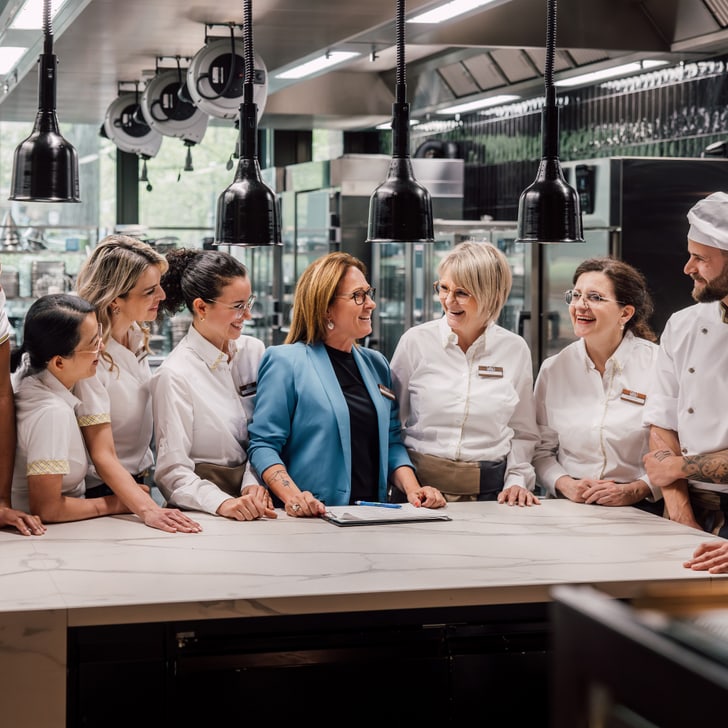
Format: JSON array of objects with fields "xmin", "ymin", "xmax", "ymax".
[{"xmin": 73, "ymin": 234, "xmax": 201, "ymax": 533}]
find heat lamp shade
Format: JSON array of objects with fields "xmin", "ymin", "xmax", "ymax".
[
  {"xmin": 10, "ymin": 113, "xmax": 80, "ymax": 202},
  {"xmin": 215, "ymin": 158, "xmax": 281, "ymax": 246},
  {"xmin": 366, "ymin": 158, "xmax": 434, "ymax": 243},
  {"xmin": 515, "ymin": 158, "xmax": 583, "ymax": 244}
]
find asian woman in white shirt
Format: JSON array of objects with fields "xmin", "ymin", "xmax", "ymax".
[
  {"xmin": 152, "ymin": 249, "xmax": 275, "ymax": 521},
  {"xmin": 533, "ymin": 257, "xmax": 662, "ymax": 511}
]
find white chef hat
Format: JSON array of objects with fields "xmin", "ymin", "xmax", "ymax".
[{"xmin": 687, "ymin": 191, "xmax": 728, "ymax": 251}]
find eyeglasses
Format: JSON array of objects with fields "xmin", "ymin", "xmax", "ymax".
[
  {"xmin": 433, "ymin": 281, "xmax": 472, "ymax": 304},
  {"xmin": 335, "ymin": 287, "xmax": 376, "ymax": 305},
  {"xmin": 564, "ymin": 289, "xmax": 625, "ymax": 306},
  {"xmin": 73, "ymin": 323, "xmax": 104, "ymax": 356},
  {"xmin": 205, "ymin": 295, "xmax": 257, "ymax": 318}
]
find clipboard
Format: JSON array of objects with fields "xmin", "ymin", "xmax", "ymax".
[{"xmin": 322, "ymin": 503, "xmax": 451, "ymax": 527}]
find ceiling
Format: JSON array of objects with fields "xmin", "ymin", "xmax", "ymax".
[{"xmin": 0, "ymin": 0, "xmax": 727, "ymax": 131}]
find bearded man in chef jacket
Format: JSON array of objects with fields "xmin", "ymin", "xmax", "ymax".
[{"xmin": 642, "ymin": 192, "xmax": 728, "ymax": 567}]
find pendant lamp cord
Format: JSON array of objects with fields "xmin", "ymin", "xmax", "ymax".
[
  {"xmin": 243, "ymin": 0, "xmax": 253, "ymax": 104},
  {"xmin": 42, "ymin": 0, "xmax": 52, "ymax": 54},
  {"xmin": 395, "ymin": 0, "xmax": 405, "ymax": 104},
  {"xmin": 392, "ymin": 0, "xmax": 410, "ymax": 159},
  {"xmin": 542, "ymin": 0, "xmax": 559, "ymax": 159}
]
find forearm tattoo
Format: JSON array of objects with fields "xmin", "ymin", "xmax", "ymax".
[
  {"xmin": 268, "ymin": 469, "xmax": 293, "ymax": 490},
  {"xmin": 682, "ymin": 453, "xmax": 728, "ymax": 484}
]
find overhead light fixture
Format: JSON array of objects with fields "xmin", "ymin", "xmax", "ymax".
[
  {"xmin": 10, "ymin": 0, "xmax": 68, "ymax": 29},
  {"xmin": 515, "ymin": 0, "xmax": 581, "ymax": 244},
  {"xmin": 367, "ymin": 0, "xmax": 434, "ymax": 244},
  {"xmin": 9, "ymin": 0, "xmax": 80, "ymax": 203},
  {"xmin": 275, "ymin": 51, "xmax": 360, "ymax": 80},
  {"xmin": 409, "ymin": 0, "xmax": 501, "ymax": 24},
  {"xmin": 555, "ymin": 59, "xmax": 668, "ymax": 88},
  {"xmin": 215, "ymin": 0, "xmax": 281, "ymax": 247},
  {"xmin": 0, "ymin": 47, "xmax": 27, "ymax": 74},
  {"xmin": 436, "ymin": 94, "xmax": 520, "ymax": 115}
]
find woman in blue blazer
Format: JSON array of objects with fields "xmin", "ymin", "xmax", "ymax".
[{"xmin": 248, "ymin": 252, "xmax": 445, "ymax": 517}]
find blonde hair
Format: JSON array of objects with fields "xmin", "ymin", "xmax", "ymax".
[
  {"xmin": 286, "ymin": 252, "xmax": 367, "ymax": 345},
  {"xmin": 438, "ymin": 241, "xmax": 512, "ymax": 326},
  {"xmin": 75, "ymin": 235, "xmax": 167, "ymax": 367}
]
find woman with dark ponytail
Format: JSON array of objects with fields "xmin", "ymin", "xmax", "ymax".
[
  {"xmin": 533, "ymin": 257, "xmax": 663, "ymax": 513},
  {"xmin": 151, "ymin": 248, "xmax": 275, "ymax": 521},
  {"xmin": 10, "ymin": 294, "xmax": 132, "ymax": 522}
]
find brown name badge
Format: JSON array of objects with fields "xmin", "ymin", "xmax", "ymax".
[
  {"xmin": 378, "ymin": 383, "xmax": 396, "ymax": 401},
  {"xmin": 478, "ymin": 365, "xmax": 504, "ymax": 378},
  {"xmin": 620, "ymin": 388, "xmax": 646, "ymax": 405}
]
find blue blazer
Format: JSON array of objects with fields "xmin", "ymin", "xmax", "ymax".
[{"xmin": 248, "ymin": 342, "xmax": 412, "ymax": 506}]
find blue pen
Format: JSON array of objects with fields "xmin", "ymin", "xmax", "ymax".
[{"xmin": 354, "ymin": 500, "xmax": 402, "ymax": 509}]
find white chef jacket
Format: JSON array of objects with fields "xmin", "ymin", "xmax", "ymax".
[
  {"xmin": 390, "ymin": 316, "xmax": 538, "ymax": 491},
  {"xmin": 11, "ymin": 369, "xmax": 87, "ymax": 512},
  {"xmin": 74, "ymin": 323, "xmax": 154, "ymax": 488},
  {"xmin": 642, "ymin": 301, "xmax": 728, "ymax": 494},
  {"xmin": 0, "ymin": 286, "xmax": 10, "ymax": 346},
  {"xmin": 533, "ymin": 331, "xmax": 660, "ymax": 498},
  {"xmin": 151, "ymin": 324, "xmax": 265, "ymax": 514}
]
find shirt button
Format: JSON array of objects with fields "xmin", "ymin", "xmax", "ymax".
[
  {"xmin": 688, "ymin": 367, "xmax": 695, "ymax": 373},
  {"xmin": 682, "ymin": 448, "xmax": 688, "ymax": 454},
  {"xmin": 687, "ymin": 407, "xmax": 694, "ymax": 414},
  {"xmin": 701, "ymin": 328, "xmax": 708, "ymax": 334}
]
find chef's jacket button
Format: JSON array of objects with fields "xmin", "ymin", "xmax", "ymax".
[
  {"xmin": 688, "ymin": 367, "xmax": 695, "ymax": 373},
  {"xmin": 701, "ymin": 328, "xmax": 708, "ymax": 334},
  {"xmin": 687, "ymin": 407, "xmax": 694, "ymax": 414},
  {"xmin": 682, "ymin": 448, "xmax": 688, "ymax": 454}
]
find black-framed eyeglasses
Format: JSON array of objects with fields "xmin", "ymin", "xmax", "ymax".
[
  {"xmin": 205, "ymin": 295, "xmax": 257, "ymax": 317},
  {"xmin": 564, "ymin": 289, "xmax": 624, "ymax": 306},
  {"xmin": 433, "ymin": 281, "xmax": 472, "ymax": 304},
  {"xmin": 335, "ymin": 287, "xmax": 376, "ymax": 305}
]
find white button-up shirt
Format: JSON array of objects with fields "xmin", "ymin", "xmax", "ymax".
[
  {"xmin": 642, "ymin": 301, "xmax": 728, "ymax": 494},
  {"xmin": 151, "ymin": 325, "xmax": 264, "ymax": 514},
  {"xmin": 0, "ymin": 286, "xmax": 10, "ymax": 346},
  {"xmin": 533, "ymin": 331, "xmax": 659, "ymax": 498},
  {"xmin": 74, "ymin": 323, "xmax": 154, "ymax": 487},
  {"xmin": 11, "ymin": 369, "xmax": 87, "ymax": 512},
  {"xmin": 391, "ymin": 316, "xmax": 538, "ymax": 490}
]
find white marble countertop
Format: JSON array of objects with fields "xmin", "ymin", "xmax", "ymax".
[{"xmin": 0, "ymin": 500, "xmax": 723, "ymax": 626}]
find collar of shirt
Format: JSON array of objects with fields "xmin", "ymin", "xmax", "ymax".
[
  {"xmin": 577, "ymin": 329, "xmax": 637, "ymax": 375},
  {"xmin": 186, "ymin": 324, "xmax": 235, "ymax": 371},
  {"xmin": 721, "ymin": 301, "xmax": 728, "ymax": 324},
  {"xmin": 38, "ymin": 368, "xmax": 82, "ymax": 409},
  {"xmin": 437, "ymin": 314, "xmax": 489, "ymax": 356}
]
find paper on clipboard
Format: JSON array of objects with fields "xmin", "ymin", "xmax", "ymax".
[{"xmin": 322, "ymin": 503, "xmax": 451, "ymax": 527}]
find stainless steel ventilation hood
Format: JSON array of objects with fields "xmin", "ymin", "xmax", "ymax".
[{"xmin": 0, "ymin": 0, "xmax": 726, "ymax": 130}]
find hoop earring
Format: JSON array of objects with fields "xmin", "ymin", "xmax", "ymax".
[{"xmin": 326, "ymin": 320, "xmax": 335, "ymax": 331}]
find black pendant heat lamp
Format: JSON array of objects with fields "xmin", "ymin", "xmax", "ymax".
[
  {"xmin": 366, "ymin": 0, "xmax": 433, "ymax": 243},
  {"xmin": 9, "ymin": 0, "xmax": 80, "ymax": 203},
  {"xmin": 215, "ymin": 0, "xmax": 280, "ymax": 246},
  {"xmin": 515, "ymin": 0, "xmax": 582, "ymax": 244}
]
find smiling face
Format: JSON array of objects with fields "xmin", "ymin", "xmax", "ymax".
[
  {"xmin": 56, "ymin": 313, "xmax": 104, "ymax": 387},
  {"xmin": 569, "ymin": 271, "xmax": 633, "ymax": 348},
  {"xmin": 684, "ymin": 239, "xmax": 728, "ymax": 304},
  {"xmin": 325, "ymin": 266, "xmax": 376, "ymax": 351},
  {"xmin": 436, "ymin": 271, "xmax": 484, "ymax": 347},
  {"xmin": 198, "ymin": 275, "xmax": 253, "ymax": 349},
  {"xmin": 114, "ymin": 264, "xmax": 166, "ymax": 325}
]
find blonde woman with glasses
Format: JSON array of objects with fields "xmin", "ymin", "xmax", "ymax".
[
  {"xmin": 533, "ymin": 257, "xmax": 662, "ymax": 511},
  {"xmin": 391, "ymin": 241, "xmax": 540, "ymax": 505},
  {"xmin": 151, "ymin": 248, "xmax": 275, "ymax": 521},
  {"xmin": 74, "ymin": 235, "xmax": 201, "ymax": 533}
]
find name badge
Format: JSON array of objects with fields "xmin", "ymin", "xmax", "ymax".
[
  {"xmin": 378, "ymin": 383, "xmax": 396, "ymax": 401},
  {"xmin": 620, "ymin": 388, "xmax": 646, "ymax": 405},
  {"xmin": 239, "ymin": 381, "xmax": 257, "ymax": 397},
  {"xmin": 478, "ymin": 365, "xmax": 504, "ymax": 378}
]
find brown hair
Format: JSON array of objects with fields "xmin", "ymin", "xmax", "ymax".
[{"xmin": 285, "ymin": 252, "xmax": 367, "ymax": 345}]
